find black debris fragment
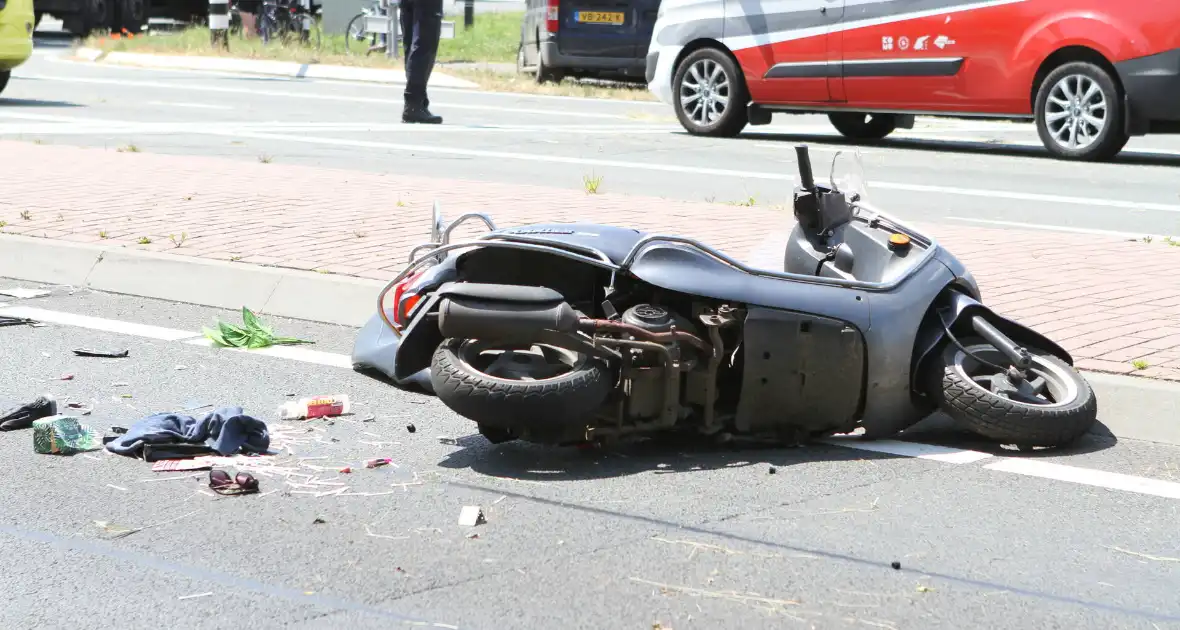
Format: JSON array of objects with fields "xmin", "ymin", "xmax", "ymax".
[
  {"xmin": 891, "ymin": 561, "xmax": 901, "ymax": 570},
  {"xmin": 313, "ymin": 517, "xmax": 327, "ymax": 525},
  {"xmin": 0, "ymin": 316, "xmax": 39, "ymax": 328},
  {"xmin": 768, "ymin": 466, "xmax": 777, "ymax": 475},
  {"xmin": 406, "ymin": 424, "xmax": 416, "ymax": 433},
  {"xmin": 74, "ymin": 348, "xmax": 130, "ymax": 358}
]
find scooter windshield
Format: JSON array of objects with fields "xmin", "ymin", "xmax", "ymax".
[{"xmin": 828, "ymin": 148, "xmax": 870, "ymax": 206}]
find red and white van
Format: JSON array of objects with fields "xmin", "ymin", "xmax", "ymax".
[{"xmin": 645, "ymin": 0, "xmax": 1180, "ymax": 161}]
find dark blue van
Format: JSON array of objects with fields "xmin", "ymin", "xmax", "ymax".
[{"xmin": 516, "ymin": 0, "xmax": 659, "ymax": 82}]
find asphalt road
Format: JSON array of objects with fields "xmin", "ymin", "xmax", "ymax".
[
  {"xmin": 2, "ymin": 283, "xmax": 1180, "ymax": 630},
  {"xmin": 3, "ymin": 44, "xmax": 1180, "ymax": 238}
]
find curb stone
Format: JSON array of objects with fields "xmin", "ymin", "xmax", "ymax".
[
  {"xmin": 71, "ymin": 47, "xmax": 481, "ymax": 89},
  {"xmin": 3, "ymin": 233, "xmax": 1179, "ymax": 447},
  {"xmin": 0, "ymin": 233, "xmax": 383, "ymax": 327}
]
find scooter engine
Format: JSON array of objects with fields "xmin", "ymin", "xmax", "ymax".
[{"xmin": 617, "ymin": 303, "xmax": 695, "ymax": 420}]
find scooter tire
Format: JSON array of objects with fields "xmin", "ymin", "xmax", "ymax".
[
  {"xmin": 430, "ymin": 338, "xmax": 613, "ymax": 439},
  {"xmin": 924, "ymin": 338, "xmax": 1098, "ymax": 447}
]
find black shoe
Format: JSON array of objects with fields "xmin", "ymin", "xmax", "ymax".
[
  {"xmin": 0, "ymin": 394, "xmax": 57, "ymax": 431},
  {"xmin": 402, "ymin": 107, "xmax": 443, "ymax": 124}
]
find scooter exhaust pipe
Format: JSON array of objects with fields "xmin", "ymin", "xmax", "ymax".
[{"xmin": 437, "ymin": 297, "xmax": 581, "ymax": 340}]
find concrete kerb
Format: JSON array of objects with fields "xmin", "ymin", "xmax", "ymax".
[
  {"xmin": 3, "ymin": 233, "xmax": 1179, "ymax": 446},
  {"xmin": 71, "ymin": 48, "xmax": 481, "ymax": 89},
  {"xmin": 0, "ymin": 233, "xmax": 384, "ymax": 327}
]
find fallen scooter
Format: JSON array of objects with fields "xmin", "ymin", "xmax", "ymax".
[{"xmin": 352, "ymin": 145, "xmax": 1097, "ymax": 447}]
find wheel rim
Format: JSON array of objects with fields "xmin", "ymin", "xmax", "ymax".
[
  {"xmin": 679, "ymin": 58, "xmax": 730, "ymax": 126},
  {"xmin": 457, "ymin": 340, "xmax": 586, "ymax": 383},
  {"xmin": 1045, "ymin": 74, "xmax": 1107, "ymax": 150},
  {"xmin": 951, "ymin": 344, "xmax": 1079, "ymax": 409}
]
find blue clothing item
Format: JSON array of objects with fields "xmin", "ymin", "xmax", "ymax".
[{"xmin": 105, "ymin": 406, "xmax": 271, "ymax": 457}]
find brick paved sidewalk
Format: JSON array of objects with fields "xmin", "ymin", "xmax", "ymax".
[{"xmin": 2, "ymin": 140, "xmax": 1179, "ymax": 381}]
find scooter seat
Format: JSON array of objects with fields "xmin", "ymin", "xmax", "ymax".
[{"xmin": 493, "ymin": 223, "xmax": 647, "ymax": 265}]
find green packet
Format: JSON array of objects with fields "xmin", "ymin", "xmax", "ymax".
[{"xmin": 33, "ymin": 415, "xmax": 102, "ymax": 455}]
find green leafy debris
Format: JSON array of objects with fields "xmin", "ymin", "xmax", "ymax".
[{"xmin": 203, "ymin": 307, "xmax": 312, "ymax": 349}]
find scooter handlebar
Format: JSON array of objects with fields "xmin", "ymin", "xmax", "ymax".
[{"xmin": 795, "ymin": 145, "xmax": 815, "ymax": 191}]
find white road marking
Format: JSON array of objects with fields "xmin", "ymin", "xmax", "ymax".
[
  {"xmin": 13, "ymin": 73, "xmax": 638, "ymax": 120},
  {"xmin": 6, "ymin": 108, "xmax": 1175, "ymax": 213},
  {"xmin": 205, "ymin": 129, "xmax": 1180, "ymax": 214},
  {"xmin": 984, "ymin": 458, "xmax": 1180, "ymax": 500},
  {"xmin": 6, "ymin": 302, "xmax": 1174, "ymax": 500},
  {"xmin": 946, "ymin": 217, "xmax": 1178, "ymax": 241},
  {"xmin": 0, "ymin": 306, "xmax": 199, "ymax": 341},
  {"xmin": 147, "ymin": 101, "xmax": 233, "ymax": 110},
  {"xmin": 41, "ymin": 54, "xmax": 667, "ymax": 107},
  {"xmin": 183, "ymin": 336, "xmax": 352, "ymax": 368},
  {"xmin": 820, "ymin": 437, "xmax": 994, "ymax": 464},
  {"xmin": 0, "ymin": 121, "xmax": 687, "ymax": 136}
]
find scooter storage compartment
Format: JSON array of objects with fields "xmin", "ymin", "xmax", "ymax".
[{"xmin": 735, "ymin": 307, "xmax": 866, "ymax": 434}]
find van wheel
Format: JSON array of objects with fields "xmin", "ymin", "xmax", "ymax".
[
  {"xmin": 828, "ymin": 112, "xmax": 897, "ymax": 140},
  {"xmin": 1034, "ymin": 61, "xmax": 1129, "ymax": 161},
  {"xmin": 535, "ymin": 43, "xmax": 563, "ymax": 84},
  {"xmin": 673, "ymin": 47, "xmax": 749, "ymax": 137}
]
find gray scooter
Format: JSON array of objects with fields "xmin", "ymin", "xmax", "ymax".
[{"xmin": 352, "ymin": 145, "xmax": 1097, "ymax": 448}]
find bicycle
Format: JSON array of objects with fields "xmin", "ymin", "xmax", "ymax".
[
  {"xmin": 344, "ymin": 0, "xmax": 397, "ymax": 56},
  {"xmin": 258, "ymin": 0, "xmax": 323, "ymax": 50}
]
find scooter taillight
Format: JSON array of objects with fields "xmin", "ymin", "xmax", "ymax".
[{"xmin": 390, "ymin": 271, "xmax": 426, "ymax": 330}]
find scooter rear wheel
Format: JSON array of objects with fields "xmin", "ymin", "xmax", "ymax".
[
  {"xmin": 924, "ymin": 337, "xmax": 1098, "ymax": 447},
  {"xmin": 430, "ymin": 338, "xmax": 613, "ymax": 443}
]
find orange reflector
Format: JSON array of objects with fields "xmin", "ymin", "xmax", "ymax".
[{"xmin": 889, "ymin": 233, "xmax": 911, "ymax": 247}]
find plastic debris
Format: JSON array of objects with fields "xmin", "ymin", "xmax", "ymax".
[
  {"xmin": 0, "ymin": 315, "xmax": 39, "ymax": 327},
  {"xmin": 59, "ymin": 374, "xmax": 75, "ymax": 381},
  {"xmin": 466, "ymin": 533, "xmax": 479, "ymax": 539},
  {"xmin": 406, "ymin": 424, "xmax": 417, "ymax": 433},
  {"xmin": 0, "ymin": 287, "xmax": 50, "ymax": 299},
  {"xmin": 458, "ymin": 506, "xmax": 486, "ymax": 527},
  {"xmin": 73, "ymin": 348, "xmax": 130, "ymax": 358},
  {"xmin": 768, "ymin": 466, "xmax": 777, "ymax": 475},
  {"xmin": 278, "ymin": 395, "xmax": 351, "ymax": 421},
  {"xmin": 313, "ymin": 517, "xmax": 327, "ymax": 525},
  {"xmin": 438, "ymin": 436, "xmax": 457, "ymax": 445},
  {"xmin": 891, "ymin": 561, "xmax": 901, "ymax": 570},
  {"xmin": 340, "ymin": 467, "xmax": 352, "ymax": 474},
  {"xmin": 365, "ymin": 458, "xmax": 392, "ymax": 469},
  {"xmin": 178, "ymin": 592, "xmax": 213, "ymax": 601}
]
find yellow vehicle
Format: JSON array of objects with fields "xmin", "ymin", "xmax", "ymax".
[{"xmin": 0, "ymin": 0, "xmax": 34, "ymax": 96}]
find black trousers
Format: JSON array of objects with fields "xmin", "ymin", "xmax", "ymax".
[{"xmin": 400, "ymin": 0, "xmax": 443, "ymax": 109}]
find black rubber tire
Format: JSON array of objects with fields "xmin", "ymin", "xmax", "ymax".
[
  {"xmin": 1034, "ymin": 61, "xmax": 1129, "ymax": 162},
  {"xmin": 535, "ymin": 42, "xmax": 563, "ymax": 84},
  {"xmin": 115, "ymin": 0, "xmax": 145, "ymax": 34},
  {"xmin": 0, "ymin": 72, "xmax": 9, "ymax": 98},
  {"xmin": 923, "ymin": 337, "xmax": 1098, "ymax": 447},
  {"xmin": 672, "ymin": 47, "xmax": 749, "ymax": 137},
  {"xmin": 430, "ymin": 338, "xmax": 613, "ymax": 434},
  {"xmin": 828, "ymin": 112, "xmax": 898, "ymax": 140}
]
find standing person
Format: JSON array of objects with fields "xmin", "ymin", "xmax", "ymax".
[{"xmin": 399, "ymin": 0, "xmax": 444, "ymax": 124}]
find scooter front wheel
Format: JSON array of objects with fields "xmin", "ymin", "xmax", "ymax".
[{"xmin": 924, "ymin": 338, "xmax": 1098, "ymax": 447}]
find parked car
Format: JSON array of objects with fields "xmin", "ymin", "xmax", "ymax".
[
  {"xmin": 517, "ymin": 0, "xmax": 660, "ymax": 83},
  {"xmin": 645, "ymin": 0, "xmax": 1180, "ymax": 161},
  {"xmin": 0, "ymin": 0, "xmax": 34, "ymax": 97}
]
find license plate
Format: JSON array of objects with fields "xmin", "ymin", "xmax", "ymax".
[{"xmin": 575, "ymin": 10, "xmax": 625, "ymax": 24}]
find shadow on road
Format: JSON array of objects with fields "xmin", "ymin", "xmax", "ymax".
[
  {"xmin": 741, "ymin": 131, "xmax": 1180, "ymax": 168},
  {"xmin": 437, "ymin": 430, "xmax": 905, "ymax": 482},
  {"xmin": 0, "ymin": 97, "xmax": 82, "ymax": 108},
  {"xmin": 436, "ymin": 412, "xmax": 1117, "ymax": 481}
]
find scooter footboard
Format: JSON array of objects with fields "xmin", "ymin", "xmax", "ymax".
[{"xmin": 734, "ymin": 307, "xmax": 866, "ymax": 435}]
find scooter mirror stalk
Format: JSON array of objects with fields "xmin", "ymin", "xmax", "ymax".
[{"xmin": 792, "ymin": 144, "xmax": 854, "ymax": 243}]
